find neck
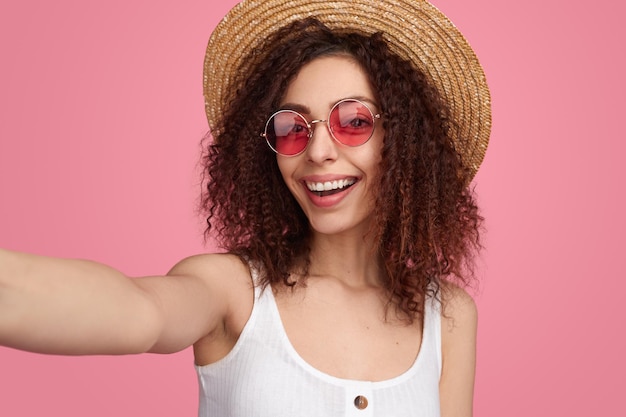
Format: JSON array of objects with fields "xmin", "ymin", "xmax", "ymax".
[{"xmin": 307, "ymin": 231, "xmax": 384, "ymax": 288}]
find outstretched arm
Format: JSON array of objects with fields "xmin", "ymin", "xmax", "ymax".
[{"xmin": 0, "ymin": 249, "xmax": 235, "ymax": 356}]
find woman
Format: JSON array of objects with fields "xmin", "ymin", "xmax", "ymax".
[{"xmin": 0, "ymin": 0, "xmax": 490, "ymax": 416}]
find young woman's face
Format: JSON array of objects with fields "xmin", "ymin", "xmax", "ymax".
[{"xmin": 276, "ymin": 55, "xmax": 384, "ymax": 237}]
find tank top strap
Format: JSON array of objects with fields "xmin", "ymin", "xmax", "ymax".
[{"xmin": 424, "ymin": 293, "xmax": 442, "ymax": 376}]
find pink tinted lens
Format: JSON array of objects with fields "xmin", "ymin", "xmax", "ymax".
[
  {"xmin": 266, "ymin": 111, "xmax": 310, "ymax": 155},
  {"xmin": 328, "ymin": 100, "xmax": 375, "ymax": 146}
]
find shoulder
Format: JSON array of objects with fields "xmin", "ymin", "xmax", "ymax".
[
  {"xmin": 440, "ymin": 283, "xmax": 477, "ymax": 335},
  {"xmin": 168, "ymin": 252, "xmax": 254, "ymax": 321},
  {"xmin": 168, "ymin": 252, "xmax": 253, "ymax": 291},
  {"xmin": 169, "ymin": 252, "xmax": 249, "ymax": 278},
  {"xmin": 168, "ymin": 253, "xmax": 255, "ymax": 363}
]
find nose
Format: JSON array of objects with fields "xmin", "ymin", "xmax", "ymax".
[{"xmin": 305, "ymin": 119, "xmax": 338, "ymax": 164}]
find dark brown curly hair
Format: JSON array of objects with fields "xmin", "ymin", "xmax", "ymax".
[{"xmin": 201, "ymin": 18, "xmax": 482, "ymax": 321}]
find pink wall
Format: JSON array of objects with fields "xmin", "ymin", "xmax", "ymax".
[{"xmin": 1, "ymin": 0, "xmax": 624, "ymax": 415}]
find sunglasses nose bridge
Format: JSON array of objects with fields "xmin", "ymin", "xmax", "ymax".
[{"xmin": 308, "ymin": 118, "xmax": 331, "ymax": 139}]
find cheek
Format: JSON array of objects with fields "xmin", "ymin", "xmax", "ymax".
[{"xmin": 364, "ymin": 132, "xmax": 385, "ymax": 168}]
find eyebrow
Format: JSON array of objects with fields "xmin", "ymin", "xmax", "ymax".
[{"xmin": 278, "ymin": 96, "xmax": 379, "ymax": 114}]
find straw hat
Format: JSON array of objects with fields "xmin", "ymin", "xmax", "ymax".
[{"xmin": 203, "ymin": 0, "xmax": 491, "ymax": 178}]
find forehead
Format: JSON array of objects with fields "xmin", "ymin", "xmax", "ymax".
[{"xmin": 280, "ymin": 55, "xmax": 376, "ymax": 109}]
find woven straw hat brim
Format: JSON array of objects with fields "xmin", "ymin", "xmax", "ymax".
[{"xmin": 204, "ymin": 0, "xmax": 491, "ymax": 178}]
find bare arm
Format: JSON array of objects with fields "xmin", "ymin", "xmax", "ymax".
[
  {"xmin": 439, "ymin": 286, "xmax": 478, "ymax": 417},
  {"xmin": 0, "ymin": 249, "xmax": 236, "ymax": 356}
]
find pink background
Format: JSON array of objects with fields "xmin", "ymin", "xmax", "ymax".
[{"xmin": 1, "ymin": 0, "xmax": 624, "ymax": 415}]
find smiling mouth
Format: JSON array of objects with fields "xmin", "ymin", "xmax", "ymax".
[{"xmin": 305, "ymin": 178, "xmax": 357, "ymax": 197}]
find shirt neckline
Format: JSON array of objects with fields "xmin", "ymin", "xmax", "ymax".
[{"xmin": 264, "ymin": 284, "xmax": 431, "ymax": 389}]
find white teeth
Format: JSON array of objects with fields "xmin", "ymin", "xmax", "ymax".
[{"xmin": 306, "ymin": 178, "xmax": 356, "ymax": 192}]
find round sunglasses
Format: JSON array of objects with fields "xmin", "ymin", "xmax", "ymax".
[{"xmin": 262, "ymin": 98, "xmax": 382, "ymax": 156}]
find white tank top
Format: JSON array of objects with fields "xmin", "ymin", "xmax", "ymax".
[{"xmin": 195, "ymin": 271, "xmax": 442, "ymax": 417}]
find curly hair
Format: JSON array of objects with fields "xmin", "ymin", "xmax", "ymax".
[{"xmin": 201, "ymin": 18, "xmax": 482, "ymax": 322}]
